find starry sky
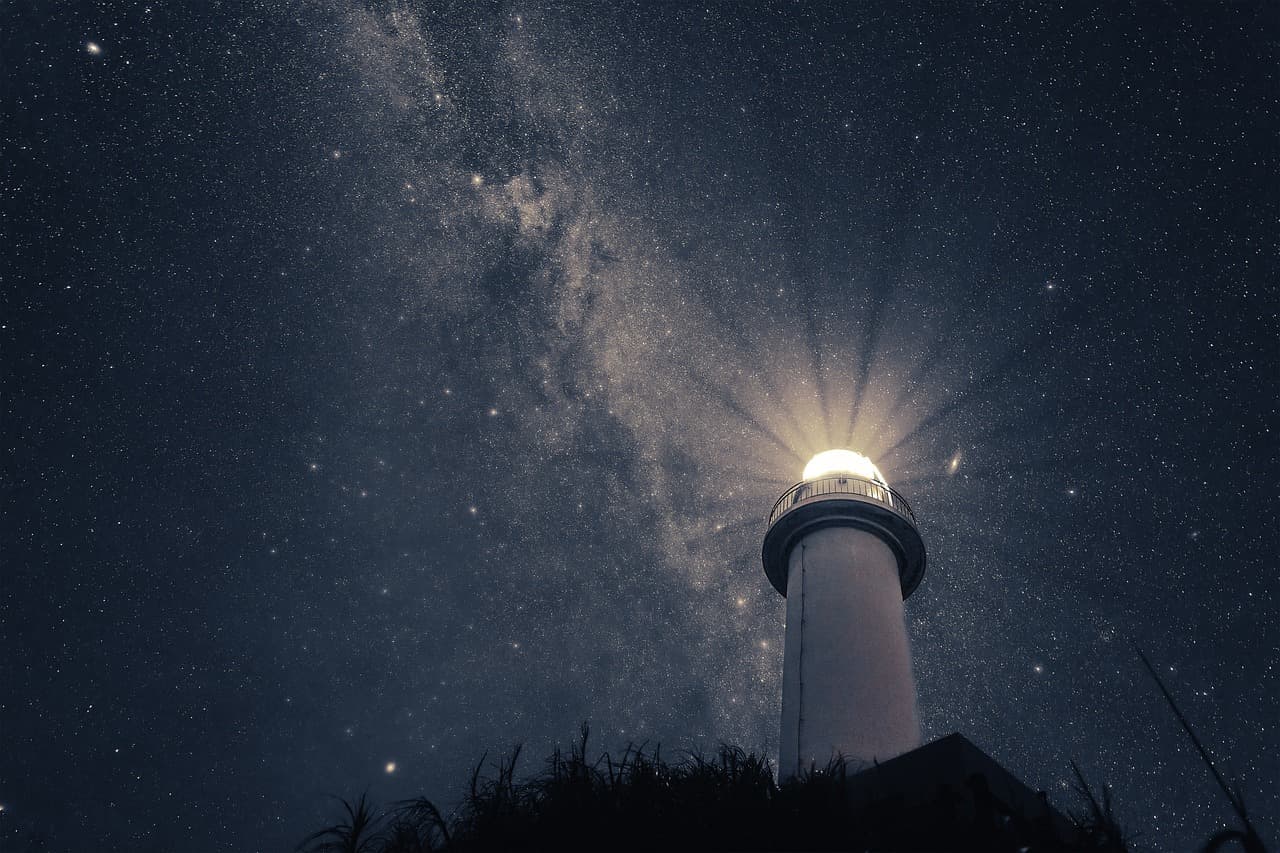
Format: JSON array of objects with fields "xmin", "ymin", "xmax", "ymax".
[{"xmin": 3, "ymin": 2, "xmax": 1277, "ymax": 851}]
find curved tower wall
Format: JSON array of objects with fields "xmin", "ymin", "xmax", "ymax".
[{"xmin": 777, "ymin": 525, "xmax": 921, "ymax": 779}]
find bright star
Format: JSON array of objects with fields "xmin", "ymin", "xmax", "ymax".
[{"xmin": 86, "ymin": 42, "xmax": 103, "ymax": 55}]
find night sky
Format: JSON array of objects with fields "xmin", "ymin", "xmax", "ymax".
[{"xmin": 4, "ymin": 2, "xmax": 1278, "ymax": 850}]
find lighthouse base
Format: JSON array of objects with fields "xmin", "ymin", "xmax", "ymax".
[{"xmin": 834, "ymin": 733, "xmax": 1075, "ymax": 844}]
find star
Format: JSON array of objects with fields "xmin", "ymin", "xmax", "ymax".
[
  {"xmin": 85, "ymin": 42, "xmax": 103, "ymax": 56},
  {"xmin": 385, "ymin": 761, "xmax": 396, "ymax": 774}
]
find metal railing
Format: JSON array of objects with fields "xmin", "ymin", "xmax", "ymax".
[{"xmin": 768, "ymin": 475, "xmax": 917, "ymax": 527}]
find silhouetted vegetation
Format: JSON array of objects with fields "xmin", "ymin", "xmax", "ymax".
[
  {"xmin": 1067, "ymin": 761, "xmax": 1130, "ymax": 852},
  {"xmin": 300, "ymin": 644, "xmax": 1273, "ymax": 852},
  {"xmin": 301, "ymin": 644, "xmax": 1280, "ymax": 853},
  {"xmin": 300, "ymin": 724, "xmax": 1131, "ymax": 852}
]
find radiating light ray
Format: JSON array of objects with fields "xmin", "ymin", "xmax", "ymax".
[
  {"xmin": 798, "ymin": 280, "xmax": 835, "ymax": 449},
  {"xmin": 681, "ymin": 367, "xmax": 810, "ymax": 468},
  {"xmin": 877, "ymin": 316, "xmax": 1110, "ymax": 477},
  {"xmin": 705, "ymin": 313, "xmax": 820, "ymax": 452},
  {"xmin": 842, "ymin": 181, "xmax": 922, "ymax": 448},
  {"xmin": 871, "ymin": 344, "xmax": 1034, "ymax": 464},
  {"xmin": 879, "ymin": 307, "xmax": 974, "ymax": 428},
  {"xmin": 840, "ymin": 285, "xmax": 891, "ymax": 449},
  {"xmin": 696, "ymin": 461, "xmax": 801, "ymax": 494},
  {"xmin": 868, "ymin": 264, "xmax": 1125, "ymax": 475}
]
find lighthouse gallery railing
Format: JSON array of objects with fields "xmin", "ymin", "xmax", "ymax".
[{"xmin": 768, "ymin": 476, "xmax": 917, "ymax": 527}]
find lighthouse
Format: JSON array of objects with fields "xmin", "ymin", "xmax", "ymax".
[{"xmin": 763, "ymin": 449, "xmax": 926, "ymax": 779}]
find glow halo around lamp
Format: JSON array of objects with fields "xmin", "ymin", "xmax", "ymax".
[{"xmin": 802, "ymin": 448, "xmax": 888, "ymax": 485}]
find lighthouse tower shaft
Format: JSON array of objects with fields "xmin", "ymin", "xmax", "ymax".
[
  {"xmin": 762, "ymin": 474, "xmax": 926, "ymax": 780},
  {"xmin": 778, "ymin": 526, "xmax": 919, "ymax": 777}
]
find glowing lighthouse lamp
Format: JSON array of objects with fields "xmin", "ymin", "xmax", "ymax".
[{"xmin": 763, "ymin": 449, "xmax": 926, "ymax": 779}]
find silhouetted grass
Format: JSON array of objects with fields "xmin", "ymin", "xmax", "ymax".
[
  {"xmin": 1068, "ymin": 761, "xmax": 1132, "ymax": 852},
  {"xmin": 300, "ymin": 723, "xmax": 1130, "ymax": 852}
]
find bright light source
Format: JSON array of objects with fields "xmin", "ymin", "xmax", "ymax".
[{"xmin": 802, "ymin": 449, "xmax": 887, "ymax": 485}]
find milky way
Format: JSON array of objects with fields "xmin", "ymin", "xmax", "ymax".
[{"xmin": 4, "ymin": 2, "xmax": 1276, "ymax": 850}]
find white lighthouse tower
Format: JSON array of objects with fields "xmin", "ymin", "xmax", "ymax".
[{"xmin": 763, "ymin": 449, "xmax": 926, "ymax": 779}]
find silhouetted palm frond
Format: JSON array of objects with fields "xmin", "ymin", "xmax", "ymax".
[
  {"xmin": 383, "ymin": 796, "xmax": 450, "ymax": 853},
  {"xmin": 297, "ymin": 793, "xmax": 385, "ymax": 853}
]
